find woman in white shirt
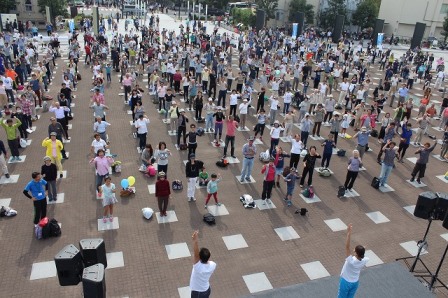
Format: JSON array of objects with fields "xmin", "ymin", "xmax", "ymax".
[
  {"xmin": 269, "ymin": 96, "xmax": 279, "ymax": 125},
  {"xmin": 338, "ymin": 224, "xmax": 369, "ymax": 298},
  {"xmin": 269, "ymin": 120, "xmax": 284, "ymax": 154},
  {"xmin": 289, "ymin": 134, "xmax": 303, "ymax": 169},
  {"xmin": 91, "ymin": 133, "xmax": 108, "ymax": 157}
]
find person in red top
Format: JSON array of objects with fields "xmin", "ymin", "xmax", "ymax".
[
  {"xmin": 261, "ymin": 156, "xmax": 277, "ymax": 204},
  {"xmin": 155, "ymin": 171, "xmax": 171, "ymax": 216},
  {"xmin": 223, "ymin": 115, "xmax": 239, "ymax": 158},
  {"xmin": 173, "ymin": 69, "xmax": 183, "ymax": 93},
  {"xmin": 85, "ymin": 44, "xmax": 92, "ymax": 64}
]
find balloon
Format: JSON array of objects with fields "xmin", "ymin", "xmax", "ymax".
[
  {"xmin": 121, "ymin": 179, "xmax": 129, "ymax": 189},
  {"xmin": 127, "ymin": 176, "xmax": 136, "ymax": 187}
]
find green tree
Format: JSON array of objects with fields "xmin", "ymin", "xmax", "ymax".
[
  {"xmin": 0, "ymin": 0, "xmax": 17, "ymax": 14},
  {"xmin": 441, "ymin": 12, "xmax": 448, "ymax": 43},
  {"xmin": 232, "ymin": 8, "xmax": 256, "ymax": 28},
  {"xmin": 351, "ymin": 0, "xmax": 379, "ymax": 29},
  {"xmin": 255, "ymin": 0, "xmax": 278, "ymax": 20},
  {"xmin": 288, "ymin": 0, "xmax": 314, "ymax": 24},
  {"xmin": 318, "ymin": 0, "xmax": 347, "ymax": 29},
  {"xmin": 38, "ymin": 0, "xmax": 69, "ymax": 24},
  {"xmin": 202, "ymin": 0, "xmax": 229, "ymax": 10}
]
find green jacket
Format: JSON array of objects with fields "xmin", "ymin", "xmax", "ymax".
[{"xmin": 0, "ymin": 118, "xmax": 22, "ymax": 140}]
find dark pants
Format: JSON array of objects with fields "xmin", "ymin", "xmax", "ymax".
[
  {"xmin": 321, "ymin": 152, "xmax": 332, "ymax": 168},
  {"xmin": 312, "ymin": 122, "xmax": 322, "ymax": 136},
  {"xmin": 300, "ymin": 166, "xmax": 314, "ymax": 186},
  {"xmin": 195, "ymin": 106, "xmax": 203, "ymax": 119},
  {"xmin": 188, "ymin": 143, "xmax": 197, "ymax": 157},
  {"xmin": 412, "ymin": 163, "xmax": 426, "ymax": 179},
  {"xmin": 157, "ymin": 196, "xmax": 169, "ymax": 214},
  {"xmin": 330, "ymin": 131, "xmax": 339, "ymax": 145},
  {"xmin": 223, "ymin": 135, "xmax": 235, "ymax": 156},
  {"xmin": 57, "ymin": 118, "xmax": 69, "ymax": 138},
  {"xmin": 157, "ymin": 164, "xmax": 168, "ymax": 176},
  {"xmin": 254, "ymin": 123, "xmax": 265, "ymax": 136},
  {"xmin": 290, "ymin": 153, "xmax": 301, "ymax": 169},
  {"xmin": 301, "ymin": 131, "xmax": 309, "ymax": 147},
  {"xmin": 217, "ymin": 90, "xmax": 226, "ymax": 107},
  {"xmin": 124, "ymin": 85, "xmax": 131, "ymax": 102},
  {"xmin": 229, "ymin": 104, "xmax": 236, "ymax": 117},
  {"xmin": 397, "ymin": 142, "xmax": 409, "ymax": 159},
  {"xmin": 344, "ymin": 170, "xmax": 358, "ymax": 189},
  {"xmin": 191, "ymin": 286, "xmax": 211, "ymax": 298},
  {"xmin": 137, "ymin": 132, "xmax": 147, "ymax": 150},
  {"xmin": 177, "ymin": 126, "xmax": 186, "ymax": 145},
  {"xmin": 208, "ymin": 84, "xmax": 216, "ymax": 99},
  {"xmin": 270, "ymin": 138, "xmax": 279, "ymax": 154},
  {"xmin": 7, "ymin": 138, "xmax": 20, "ymax": 157},
  {"xmin": 261, "ymin": 180, "xmax": 274, "ymax": 200},
  {"xmin": 33, "ymin": 199, "xmax": 47, "ymax": 225}
]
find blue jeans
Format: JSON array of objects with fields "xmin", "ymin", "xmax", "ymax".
[
  {"xmin": 379, "ymin": 163, "xmax": 393, "ymax": 186},
  {"xmin": 206, "ymin": 114, "xmax": 214, "ymax": 131},
  {"xmin": 241, "ymin": 157, "xmax": 254, "ymax": 179},
  {"xmin": 338, "ymin": 277, "xmax": 359, "ymax": 298}
]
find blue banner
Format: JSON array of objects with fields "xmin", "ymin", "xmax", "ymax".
[
  {"xmin": 292, "ymin": 23, "xmax": 298, "ymax": 38},
  {"xmin": 377, "ymin": 33, "xmax": 384, "ymax": 46}
]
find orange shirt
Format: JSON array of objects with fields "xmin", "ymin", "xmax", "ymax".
[
  {"xmin": 420, "ymin": 97, "xmax": 429, "ymax": 105},
  {"xmin": 5, "ymin": 69, "xmax": 17, "ymax": 80}
]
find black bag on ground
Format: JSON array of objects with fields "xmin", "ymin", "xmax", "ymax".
[
  {"xmin": 337, "ymin": 149, "xmax": 346, "ymax": 157},
  {"xmin": 42, "ymin": 223, "xmax": 51, "ymax": 239},
  {"xmin": 49, "ymin": 218, "xmax": 61, "ymax": 237},
  {"xmin": 337, "ymin": 186, "xmax": 346, "ymax": 197},
  {"xmin": 371, "ymin": 177, "xmax": 380, "ymax": 189},
  {"xmin": 370, "ymin": 129, "xmax": 378, "ymax": 137},
  {"xmin": 295, "ymin": 208, "xmax": 308, "ymax": 216},
  {"xmin": 203, "ymin": 213, "xmax": 215, "ymax": 225}
]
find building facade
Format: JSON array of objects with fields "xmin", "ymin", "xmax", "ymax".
[
  {"xmin": 379, "ymin": 0, "xmax": 448, "ymax": 38},
  {"xmin": 8, "ymin": 0, "xmax": 48, "ymax": 29}
]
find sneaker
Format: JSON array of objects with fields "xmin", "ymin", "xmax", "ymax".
[
  {"xmin": 102, "ymin": 217, "xmax": 107, "ymax": 223},
  {"xmin": 163, "ymin": 212, "xmax": 168, "ymax": 216},
  {"xmin": 160, "ymin": 212, "xmax": 165, "ymax": 217},
  {"xmin": 192, "ymin": 197, "xmax": 196, "ymax": 201},
  {"xmin": 204, "ymin": 204, "xmax": 208, "ymax": 209},
  {"xmin": 287, "ymin": 200, "xmax": 292, "ymax": 206},
  {"xmin": 109, "ymin": 216, "xmax": 114, "ymax": 222},
  {"xmin": 59, "ymin": 173, "xmax": 63, "ymax": 178},
  {"xmin": 262, "ymin": 200, "xmax": 266, "ymax": 205},
  {"xmin": 222, "ymin": 154, "xmax": 227, "ymax": 159},
  {"xmin": 188, "ymin": 197, "xmax": 192, "ymax": 202},
  {"xmin": 283, "ymin": 197, "xmax": 288, "ymax": 201},
  {"xmin": 410, "ymin": 177, "xmax": 415, "ymax": 182},
  {"xmin": 299, "ymin": 185, "xmax": 303, "ymax": 188},
  {"xmin": 231, "ymin": 155, "xmax": 237, "ymax": 158},
  {"xmin": 240, "ymin": 178, "xmax": 244, "ymax": 182},
  {"xmin": 267, "ymin": 199, "xmax": 272, "ymax": 204},
  {"xmin": 417, "ymin": 179, "xmax": 421, "ymax": 184},
  {"xmin": 216, "ymin": 203, "xmax": 221, "ymax": 206},
  {"xmin": 16, "ymin": 157, "xmax": 22, "ymax": 161},
  {"xmin": 245, "ymin": 177, "xmax": 251, "ymax": 182},
  {"xmin": 53, "ymin": 197, "xmax": 57, "ymax": 201},
  {"xmin": 5, "ymin": 173, "xmax": 10, "ymax": 179}
]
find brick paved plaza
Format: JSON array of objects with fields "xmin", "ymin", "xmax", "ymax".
[{"xmin": 0, "ymin": 13, "xmax": 448, "ymax": 298}]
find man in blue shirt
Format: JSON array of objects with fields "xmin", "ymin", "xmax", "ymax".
[
  {"xmin": 397, "ymin": 84, "xmax": 409, "ymax": 106},
  {"xmin": 23, "ymin": 172, "xmax": 48, "ymax": 226},
  {"xmin": 353, "ymin": 126, "xmax": 371, "ymax": 159}
]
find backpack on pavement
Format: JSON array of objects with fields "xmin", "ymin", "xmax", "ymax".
[
  {"xmin": 49, "ymin": 218, "xmax": 61, "ymax": 237},
  {"xmin": 203, "ymin": 213, "xmax": 216, "ymax": 225}
]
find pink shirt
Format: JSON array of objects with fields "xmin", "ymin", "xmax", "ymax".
[
  {"xmin": 225, "ymin": 120, "xmax": 238, "ymax": 137},
  {"xmin": 93, "ymin": 93, "xmax": 105, "ymax": 105},
  {"xmin": 122, "ymin": 77, "xmax": 133, "ymax": 87},
  {"xmin": 90, "ymin": 156, "xmax": 114, "ymax": 175}
]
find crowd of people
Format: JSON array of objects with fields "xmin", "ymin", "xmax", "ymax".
[{"xmin": 1, "ymin": 6, "xmax": 448, "ymax": 297}]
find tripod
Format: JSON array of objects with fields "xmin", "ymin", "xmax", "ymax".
[{"xmin": 396, "ymin": 215, "xmax": 433, "ymax": 273}]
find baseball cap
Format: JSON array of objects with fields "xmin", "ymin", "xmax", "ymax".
[{"xmin": 50, "ymin": 132, "xmax": 57, "ymax": 136}]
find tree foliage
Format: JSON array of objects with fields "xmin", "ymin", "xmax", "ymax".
[
  {"xmin": 0, "ymin": 0, "xmax": 17, "ymax": 14},
  {"xmin": 288, "ymin": 0, "xmax": 314, "ymax": 24},
  {"xmin": 232, "ymin": 8, "xmax": 256, "ymax": 27},
  {"xmin": 319, "ymin": 0, "xmax": 347, "ymax": 29},
  {"xmin": 202, "ymin": 0, "xmax": 229, "ymax": 10},
  {"xmin": 351, "ymin": 0, "xmax": 380, "ymax": 29},
  {"xmin": 38, "ymin": 0, "xmax": 69, "ymax": 21},
  {"xmin": 255, "ymin": 0, "xmax": 278, "ymax": 20},
  {"xmin": 442, "ymin": 13, "xmax": 448, "ymax": 43}
]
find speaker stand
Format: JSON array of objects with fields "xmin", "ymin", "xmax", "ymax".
[{"xmin": 396, "ymin": 216, "xmax": 433, "ymax": 273}]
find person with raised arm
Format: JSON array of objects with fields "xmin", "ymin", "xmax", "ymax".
[{"xmin": 189, "ymin": 231, "xmax": 216, "ymax": 298}]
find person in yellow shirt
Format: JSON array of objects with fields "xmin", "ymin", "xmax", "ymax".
[{"xmin": 42, "ymin": 132, "xmax": 64, "ymax": 178}]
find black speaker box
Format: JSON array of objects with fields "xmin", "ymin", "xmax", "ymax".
[
  {"xmin": 70, "ymin": 6, "xmax": 78, "ymax": 18},
  {"xmin": 79, "ymin": 238, "xmax": 107, "ymax": 268},
  {"xmin": 332, "ymin": 15, "xmax": 345, "ymax": 43},
  {"xmin": 414, "ymin": 192, "xmax": 448, "ymax": 220},
  {"xmin": 82, "ymin": 264, "xmax": 106, "ymax": 298},
  {"xmin": 54, "ymin": 244, "xmax": 84, "ymax": 286},
  {"xmin": 371, "ymin": 19, "xmax": 385, "ymax": 46},
  {"xmin": 411, "ymin": 22, "xmax": 426, "ymax": 49},
  {"xmin": 255, "ymin": 10, "xmax": 265, "ymax": 31},
  {"xmin": 294, "ymin": 12, "xmax": 305, "ymax": 36}
]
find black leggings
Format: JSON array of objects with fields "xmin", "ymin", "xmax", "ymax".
[
  {"xmin": 33, "ymin": 199, "xmax": 47, "ymax": 225},
  {"xmin": 397, "ymin": 142, "xmax": 409, "ymax": 159},
  {"xmin": 254, "ymin": 123, "xmax": 265, "ymax": 136},
  {"xmin": 344, "ymin": 170, "xmax": 358, "ymax": 189},
  {"xmin": 290, "ymin": 153, "xmax": 301, "ymax": 169},
  {"xmin": 261, "ymin": 180, "xmax": 274, "ymax": 200},
  {"xmin": 300, "ymin": 166, "xmax": 314, "ymax": 186}
]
